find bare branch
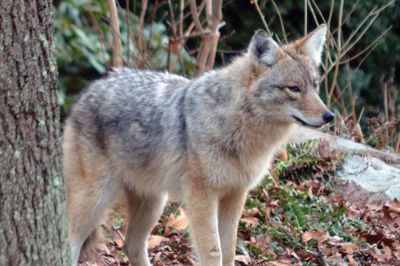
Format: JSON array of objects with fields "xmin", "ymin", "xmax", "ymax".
[
  {"xmin": 342, "ymin": 1, "xmax": 394, "ymax": 56},
  {"xmin": 253, "ymin": 0, "xmax": 272, "ymax": 36},
  {"xmin": 337, "ymin": 0, "xmax": 344, "ymax": 51},
  {"xmin": 194, "ymin": 0, "xmax": 223, "ymax": 75},
  {"xmin": 340, "ymin": 26, "xmax": 391, "ymax": 65},
  {"xmin": 341, "ymin": 0, "xmax": 394, "ymax": 54},
  {"xmin": 189, "ymin": 0, "xmax": 204, "ymax": 32},
  {"xmin": 176, "ymin": 29, "xmax": 210, "ymax": 41},
  {"xmin": 341, "ymin": 0, "xmax": 360, "ymax": 27},
  {"xmin": 271, "ymin": 0, "xmax": 287, "ymax": 43},
  {"xmin": 136, "ymin": 0, "xmax": 148, "ymax": 67},
  {"xmin": 179, "ymin": 0, "xmax": 185, "ymax": 37},
  {"xmin": 107, "ymin": 0, "xmax": 123, "ymax": 68},
  {"xmin": 168, "ymin": 0, "xmax": 178, "ymax": 36},
  {"xmin": 205, "ymin": 0, "xmax": 212, "ymax": 27},
  {"xmin": 125, "ymin": 0, "xmax": 131, "ymax": 65},
  {"xmin": 195, "ymin": 35, "xmax": 212, "ymax": 75},
  {"xmin": 206, "ymin": 31, "xmax": 219, "ymax": 69},
  {"xmin": 211, "ymin": 0, "xmax": 223, "ymax": 30},
  {"xmin": 304, "ymin": 0, "xmax": 308, "ymax": 35},
  {"xmin": 327, "ymin": 0, "xmax": 334, "ymax": 26},
  {"xmin": 87, "ymin": 0, "xmax": 108, "ymax": 64},
  {"xmin": 354, "ymin": 42, "xmax": 379, "ymax": 70},
  {"xmin": 184, "ymin": 22, "xmax": 196, "ymax": 37},
  {"xmin": 326, "ymin": 0, "xmax": 344, "ymax": 108}
]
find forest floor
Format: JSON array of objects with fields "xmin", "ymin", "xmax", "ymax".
[{"xmin": 79, "ymin": 141, "xmax": 400, "ymax": 266}]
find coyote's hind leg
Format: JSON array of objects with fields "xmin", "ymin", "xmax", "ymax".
[
  {"xmin": 66, "ymin": 171, "xmax": 120, "ymax": 266},
  {"xmin": 63, "ymin": 125, "xmax": 120, "ymax": 265}
]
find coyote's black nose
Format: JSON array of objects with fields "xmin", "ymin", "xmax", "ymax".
[{"xmin": 323, "ymin": 111, "xmax": 335, "ymax": 123}]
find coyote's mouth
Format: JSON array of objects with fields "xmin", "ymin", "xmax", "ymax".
[{"xmin": 292, "ymin": 115, "xmax": 322, "ymax": 128}]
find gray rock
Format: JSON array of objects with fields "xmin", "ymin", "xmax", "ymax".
[{"xmin": 337, "ymin": 155, "xmax": 400, "ymax": 199}]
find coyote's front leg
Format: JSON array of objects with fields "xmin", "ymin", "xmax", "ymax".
[
  {"xmin": 185, "ymin": 176, "xmax": 222, "ymax": 266},
  {"xmin": 218, "ymin": 189, "xmax": 248, "ymax": 266}
]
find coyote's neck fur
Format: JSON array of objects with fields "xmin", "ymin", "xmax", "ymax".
[{"xmin": 188, "ymin": 54, "xmax": 293, "ymax": 164}]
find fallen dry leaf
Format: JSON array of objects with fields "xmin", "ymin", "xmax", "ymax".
[
  {"xmin": 240, "ymin": 217, "xmax": 260, "ymax": 227},
  {"xmin": 360, "ymin": 231, "xmax": 395, "ymax": 246},
  {"xmin": 385, "ymin": 198, "xmax": 400, "ymax": 214},
  {"xmin": 383, "ymin": 244, "xmax": 393, "ymax": 261},
  {"xmin": 276, "ymin": 148, "xmax": 288, "ymax": 161},
  {"xmin": 148, "ymin": 235, "xmax": 168, "ymax": 249},
  {"xmin": 339, "ymin": 243, "xmax": 359, "ymax": 254},
  {"xmin": 266, "ymin": 259, "xmax": 293, "ymax": 266},
  {"xmin": 235, "ymin": 255, "xmax": 251, "ymax": 265},
  {"xmin": 268, "ymin": 200, "xmax": 280, "ymax": 207},
  {"xmin": 383, "ymin": 205, "xmax": 394, "ymax": 220},
  {"xmin": 113, "ymin": 238, "xmax": 124, "ymax": 248},
  {"xmin": 302, "ymin": 230, "xmax": 329, "ymax": 243},
  {"xmin": 164, "ymin": 208, "xmax": 190, "ymax": 235},
  {"xmin": 242, "ymin": 207, "xmax": 260, "ymax": 218}
]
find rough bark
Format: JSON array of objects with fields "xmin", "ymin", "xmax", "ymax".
[{"xmin": 0, "ymin": 0, "xmax": 70, "ymax": 265}]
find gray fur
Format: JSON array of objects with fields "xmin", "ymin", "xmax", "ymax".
[{"xmin": 70, "ymin": 69, "xmax": 189, "ymax": 171}]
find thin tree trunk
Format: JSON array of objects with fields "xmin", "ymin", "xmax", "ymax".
[{"xmin": 0, "ymin": 0, "xmax": 70, "ymax": 265}]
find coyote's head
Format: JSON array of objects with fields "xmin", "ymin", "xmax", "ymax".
[{"xmin": 246, "ymin": 25, "xmax": 334, "ymax": 128}]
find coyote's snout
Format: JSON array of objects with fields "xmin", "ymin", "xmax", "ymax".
[
  {"xmin": 289, "ymin": 87, "xmax": 335, "ymax": 128},
  {"xmin": 64, "ymin": 24, "xmax": 332, "ymax": 266}
]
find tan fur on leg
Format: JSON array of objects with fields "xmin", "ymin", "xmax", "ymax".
[
  {"xmin": 124, "ymin": 190, "xmax": 167, "ymax": 266},
  {"xmin": 218, "ymin": 190, "xmax": 248, "ymax": 266},
  {"xmin": 185, "ymin": 173, "xmax": 222, "ymax": 266}
]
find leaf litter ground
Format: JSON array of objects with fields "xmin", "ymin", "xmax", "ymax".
[{"xmin": 79, "ymin": 140, "xmax": 400, "ymax": 266}]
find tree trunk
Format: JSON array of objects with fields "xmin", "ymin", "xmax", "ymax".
[{"xmin": 0, "ymin": 0, "xmax": 70, "ymax": 265}]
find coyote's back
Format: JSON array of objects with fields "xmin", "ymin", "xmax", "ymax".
[{"xmin": 66, "ymin": 69, "xmax": 190, "ymax": 190}]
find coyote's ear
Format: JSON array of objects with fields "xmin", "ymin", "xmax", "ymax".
[
  {"xmin": 295, "ymin": 24, "xmax": 327, "ymax": 65},
  {"xmin": 249, "ymin": 29, "xmax": 280, "ymax": 66}
]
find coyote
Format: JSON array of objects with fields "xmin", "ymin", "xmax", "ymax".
[{"xmin": 63, "ymin": 24, "xmax": 333, "ymax": 266}]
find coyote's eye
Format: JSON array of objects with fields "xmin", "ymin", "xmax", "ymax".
[{"xmin": 288, "ymin": 86, "xmax": 301, "ymax": 93}]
